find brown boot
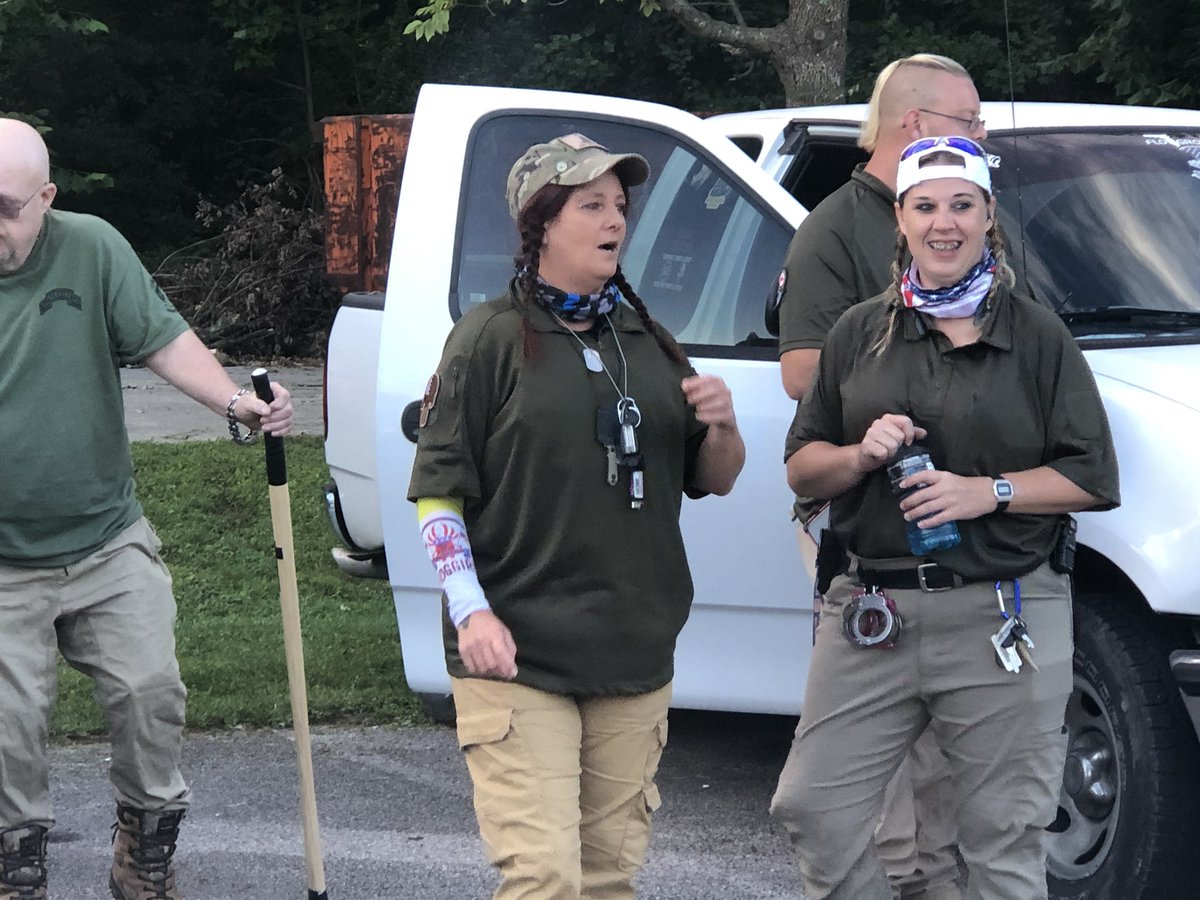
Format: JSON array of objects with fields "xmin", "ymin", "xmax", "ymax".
[
  {"xmin": 109, "ymin": 805, "xmax": 185, "ymax": 900},
  {"xmin": 0, "ymin": 825, "xmax": 48, "ymax": 900}
]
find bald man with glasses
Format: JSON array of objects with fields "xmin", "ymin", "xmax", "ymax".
[{"xmin": 0, "ymin": 118, "xmax": 294, "ymax": 899}]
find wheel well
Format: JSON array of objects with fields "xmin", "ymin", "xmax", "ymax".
[
  {"xmin": 1073, "ymin": 544, "xmax": 1140, "ymax": 603},
  {"xmin": 1075, "ymin": 545, "xmax": 1200, "ymax": 647}
]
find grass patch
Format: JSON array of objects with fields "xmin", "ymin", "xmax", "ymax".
[{"xmin": 51, "ymin": 436, "xmax": 427, "ymax": 737}]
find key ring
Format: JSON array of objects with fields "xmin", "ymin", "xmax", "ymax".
[{"xmin": 617, "ymin": 396, "xmax": 641, "ymax": 427}]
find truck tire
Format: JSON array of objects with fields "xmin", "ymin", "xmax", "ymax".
[
  {"xmin": 1047, "ymin": 593, "xmax": 1200, "ymax": 899},
  {"xmin": 418, "ymin": 691, "xmax": 457, "ymax": 727}
]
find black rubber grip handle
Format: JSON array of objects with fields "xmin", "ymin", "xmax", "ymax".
[{"xmin": 251, "ymin": 367, "xmax": 287, "ymax": 486}]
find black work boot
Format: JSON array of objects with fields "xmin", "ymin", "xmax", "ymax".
[
  {"xmin": 0, "ymin": 824, "xmax": 48, "ymax": 900},
  {"xmin": 109, "ymin": 805, "xmax": 185, "ymax": 900}
]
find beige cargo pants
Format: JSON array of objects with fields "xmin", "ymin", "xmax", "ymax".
[
  {"xmin": 451, "ymin": 676, "xmax": 670, "ymax": 900},
  {"xmin": 0, "ymin": 517, "xmax": 190, "ymax": 828},
  {"xmin": 772, "ymin": 561, "xmax": 1072, "ymax": 900}
]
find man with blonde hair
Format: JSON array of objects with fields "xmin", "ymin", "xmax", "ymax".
[
  {"xmin": 776, "ymin": 53, "xmax": 985, "ymax": 400},
  {"xmin": 772, "ymin": 54, "xmax": 987, "ymax": 900}
]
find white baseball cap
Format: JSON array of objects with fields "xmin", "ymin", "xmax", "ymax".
[{"xmin": 896, "ymin": 136, "xmax": 991, "ymax": 196}]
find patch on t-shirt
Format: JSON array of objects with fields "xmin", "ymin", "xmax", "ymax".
[
  {"xmin": 419, "ymin": 372, "xmax": 440, "ymax": 427},
  {"xmin": 771, "ymin": 268, "xmax": 787, "ymax": 313}
]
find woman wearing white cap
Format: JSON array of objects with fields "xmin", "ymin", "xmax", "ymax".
[
  {"xmin": 407, "ymin": 134, "xmax": 745, "ymax": 898},
  {"xmin": 770, "ymin": 137, "xmax": 1120, "ymax": 899}
]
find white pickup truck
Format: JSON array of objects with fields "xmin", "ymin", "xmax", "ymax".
[{"xmin": 323, "ymin": 83, "xmax": 1200, "ymax": 899}]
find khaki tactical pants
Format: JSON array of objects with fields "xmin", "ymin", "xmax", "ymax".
[
  {"xmin": 799, "ymin": 524, "xmax": 961, "ymax": 900},
  {"xmin": 451, "ymin": 676, "xmax": 670, "ymax": 900},
  {"xmin": 772, "ymin": 561, "xmax": 1072, "ymax": 900},
  {"xmin": 0, "ymin": 517, "xmax": 190, "ymax": 828}
]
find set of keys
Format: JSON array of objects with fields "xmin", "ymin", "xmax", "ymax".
[
  {"xmin": 990, "ymin": 580, "xmax": 1038, "ymax": 673},
  {"xmin": 595, "ymin": 397, "xmax": 644, "ymax": 509}
]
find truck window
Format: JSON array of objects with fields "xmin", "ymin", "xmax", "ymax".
[
  {"xmin": 452, "ymin": 114, "xmax": 791, "ymax": 356},
  {"xmin": 778, "ymin": 136, "xmax": 867, "ymax": 211},
  {"xmin": 986, "ymin": 130, "xmax": 1200, "ymax": 343}
]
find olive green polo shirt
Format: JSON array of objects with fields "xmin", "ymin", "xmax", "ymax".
[
  {"xmin": 777, "ymin": 165, "xmax": 897, "ymax": 355},
  {"xmin": 785, "ymin": 286, "xmax": 1120, "ymax": 580},
  {"xmin": 408, "ymin": 289, "xmax": 708, "ymax": 696}
]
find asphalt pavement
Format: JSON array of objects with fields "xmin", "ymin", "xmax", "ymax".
[
  {"xmin": 121, "ymin": 364, "xmax": 327, "ymax": 442},
  {"xmin": 38, "ymin": 366, "xmax": 808, "ymax": 897},
  {"xmin": 49, "ymin": 715, "xmax": 802, "ymax": 898}
]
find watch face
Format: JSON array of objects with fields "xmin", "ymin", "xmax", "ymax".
[{"xmin": 995, "ymin": 479, "xmax": 1014, "ymax": 500}]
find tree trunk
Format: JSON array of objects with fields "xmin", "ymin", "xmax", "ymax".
[{"xmin": 655, "ymin": 0, "xmax": 848, "ymax": 106}]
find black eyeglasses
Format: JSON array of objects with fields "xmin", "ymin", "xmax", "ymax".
[
  {"xmin": 916, "ymin": 109, "xmax": 986, "ymax": 133},
  {"xmin": 900, "ymin": 136, "xmax": 986, "ymax": 161},
  {"xmin": 0, "ymin": 184, "xmax": 48, "ymax": 221}
]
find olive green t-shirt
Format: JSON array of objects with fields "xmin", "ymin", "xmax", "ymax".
[
  {"xmin": 0, "ymin": 210, "xmax": 188, "ymax": 566},
  {"xmin": 785, "ymin": 286, "xmax": 1120, "ymax": 580},
  {"xmin": 777, "ymin": 165, "xmax": 897, "ymax": 355},
  {"xmin": 408, "ymin": 291, "xmax": 708, "ymax": 696}
]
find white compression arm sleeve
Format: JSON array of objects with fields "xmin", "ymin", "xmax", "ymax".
[{"xmin": 416, "ymin": 497, "xmax": 491, "ymax": 627}]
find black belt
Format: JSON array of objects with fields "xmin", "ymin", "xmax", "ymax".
[{"xmin": 857, "ymin": 562, "xmax": 976, "ymax": 593}]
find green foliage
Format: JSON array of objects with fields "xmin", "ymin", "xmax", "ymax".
[
  {"xmin": 2, "ymin": 0, "xmax": 1196, "ymax": 299},
  {"xmin": 418, "ymin": 0, "xmax": 784, "ymax": 111},
  {"xmin": 153, "ymin": 169, "xmax": 340, "ymax": 361},
  {"xmin": 51, "ymin": 438, "xmax": 425, "ymax": 736},
  {"xmin": 1055, "ymin": 0, "xmax": 1200, "ymax": 106},
  {"xmin": 406, "ymin": 0, "xmax": 661, "ymax": 39}
]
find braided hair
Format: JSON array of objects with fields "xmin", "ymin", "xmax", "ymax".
[
  {"xmin": 513, "ymin": 182, "xmax": 688, "ymax": 366},
  {"xmin": 513, "ymin": 184, "xmax": 572, "ymax": 360}
]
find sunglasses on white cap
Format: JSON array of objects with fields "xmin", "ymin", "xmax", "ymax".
[{"xmin": 896, "ymin": 137, "xmax": 991, "ymax": 197}]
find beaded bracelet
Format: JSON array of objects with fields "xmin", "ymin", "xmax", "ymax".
[{"xmin": 226, "ymin": 388, "xmax": 257, "ymax": 444}]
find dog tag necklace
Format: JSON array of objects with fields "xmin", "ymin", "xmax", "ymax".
[{"xmin": 553, "ymin": 312, "xmax": 645, "ymax": 509}]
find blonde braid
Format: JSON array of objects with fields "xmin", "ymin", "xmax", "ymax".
[
  {"xmin": 983, "ymin": 219, "xmax": 1016, "ymax": 308},
  {"xmin": 870, "ymin": 234, "xmax": 909, "ymax": 357}
]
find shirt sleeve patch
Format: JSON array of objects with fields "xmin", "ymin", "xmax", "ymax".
[{"xmin": 419, "ymin": 372, "xmax": 441, "ymax": 427}]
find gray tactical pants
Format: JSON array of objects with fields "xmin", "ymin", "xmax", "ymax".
[
  {"xmin": 772, "ymin": 561, "xmax": 1072, "ymax": 900},
  {"xmin": 0, "ymin": 517, "xmax": 190, "ymax": 828}
]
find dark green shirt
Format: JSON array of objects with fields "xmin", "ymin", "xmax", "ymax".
[
  {"xmin": 777, "ymin": 165, "xmax": 897, "ymax": 355},
  {"xmin": 408, "ymin": 290, "xmax": 708, "ymax": 696},
  {"xmin": 785, "ymin": 286, "xmax": 1120, "ymax": 580}
]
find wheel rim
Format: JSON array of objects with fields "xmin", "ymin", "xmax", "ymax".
[{"xmin": 1047, "ymin": 672, "xmax": 1121, "ymax": 882}]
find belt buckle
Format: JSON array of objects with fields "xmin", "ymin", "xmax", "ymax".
[{"xmin": 917, "ymin": 562, "xmax": 952, "ymax": 593}]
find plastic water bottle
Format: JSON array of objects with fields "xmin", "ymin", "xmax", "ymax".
[{"xmin": 886, "ymin": 443, "xmax": 961, "ymax": 556}]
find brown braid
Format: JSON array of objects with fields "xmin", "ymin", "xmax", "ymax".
[
  {"xmin": 513, "ymin": 184, "xmax": 572, "ymax": 359},
  {"xmin": 612, "ymin": 267, "xmax": 689, "ymax": 366}
]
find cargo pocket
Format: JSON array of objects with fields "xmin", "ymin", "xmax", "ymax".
[
  {"xmin": 617, "ymin": 714, "xmax": 668, "ymax": 874},
  {"xmin": 454, "ymin": 704, "xmax": 520, "ymax": 865},
  {"xmin": 455, "ymin": 706, "xmax": 513, "ymax": 752}
]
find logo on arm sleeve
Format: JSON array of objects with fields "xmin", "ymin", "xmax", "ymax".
[{"xmin": 419, "ymin": 372, "xmax": 441, "ymax": 427}]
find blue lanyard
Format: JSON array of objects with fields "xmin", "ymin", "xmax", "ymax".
[{"xmin": 994, "ymin": 578, "xmax": 1021, "ymax": 619}]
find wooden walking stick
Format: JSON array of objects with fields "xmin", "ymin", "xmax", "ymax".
[{"xmin": 252, "ymin": 367, "xmax": 330, "ymax": 900}]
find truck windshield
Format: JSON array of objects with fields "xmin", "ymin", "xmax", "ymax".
[{"xmin": 988, "ymin": 130, "xmax": 1200, "ymax": 340}]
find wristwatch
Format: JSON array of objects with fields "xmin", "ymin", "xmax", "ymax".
[{"xmin": 992, "ymin": 477, "xmax": 1015, "ymax": 513}]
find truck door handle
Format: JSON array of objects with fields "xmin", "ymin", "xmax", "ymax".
[{"xmin": 401, "ymin": 401, "xmax": 422, "ymax": 443}]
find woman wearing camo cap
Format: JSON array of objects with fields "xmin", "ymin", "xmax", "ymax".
[{"xmin": 407, "ymin": 133, "xmax": 745, "ymax": 898}]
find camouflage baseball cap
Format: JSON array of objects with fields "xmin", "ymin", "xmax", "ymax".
[{"xmin": 506, "ymin": 133, "xmax": 651, "ymax": 220}]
